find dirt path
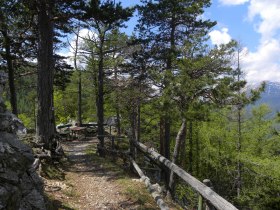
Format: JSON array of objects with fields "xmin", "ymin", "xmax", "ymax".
[{"xmin": 44, "ymin": 138, "xmax": 159, "ymax": 210}]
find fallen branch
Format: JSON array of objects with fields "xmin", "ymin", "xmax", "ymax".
[{"xmin": 32, "ymin": 158, "xmax": 40, "ymax": 170}]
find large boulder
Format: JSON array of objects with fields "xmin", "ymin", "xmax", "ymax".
[{"xmin": 0, "ymin": 72, "xmax": 46, "ymax": 210}]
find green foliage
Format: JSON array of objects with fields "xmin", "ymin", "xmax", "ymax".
[
  {"xmin": 53, "ymin": 70, "xmax": 97, "ymax": 124},
  {"xmin": 194, "ymin": 104, "xmax": 280, "ymax": 209},
  {"xmin": 18, "ymin": 113, "xmax": 34, "ymax": 129}
]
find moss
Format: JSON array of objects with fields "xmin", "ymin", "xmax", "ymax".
[{"xmin": 41, "ymin": 161, "xmax": 65, "ymax": 180}]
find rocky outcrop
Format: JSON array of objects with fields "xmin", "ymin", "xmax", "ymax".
[{"xmin": 0, "ymin": 72, "xmax": 46, "ymax": 210}]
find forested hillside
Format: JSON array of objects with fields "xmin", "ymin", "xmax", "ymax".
[{"xmin": 0, "ymin": 0, "xmax": 279, "ymax": 209}]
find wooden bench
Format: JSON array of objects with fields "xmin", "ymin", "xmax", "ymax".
[
  {"xmin": 70, "ymin": 126, "xmax": 87, "ymax": 140},
  {"xmin": 56, "ymin": 124, "xmax": 71, "ymax": 140}
]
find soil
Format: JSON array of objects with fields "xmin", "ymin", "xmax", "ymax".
[{"xmin": 44, "ymin": 137, "xmax": 160, "ymax": 210}]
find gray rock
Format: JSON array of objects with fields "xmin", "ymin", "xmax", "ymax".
[
  {"xmin": 0, "ymin": 71, "xmax": 46, "ymax": 209},
  {"xmin": 0, "ymin": 134, "xmax": 47, "ymax": 209},
  {"xmin": 0, "ymin": 112, "xmax": 27, "ymax": 135},
  {"xmin": 20, "ymin": 189, "xmax": 46, "ymax": 210}
]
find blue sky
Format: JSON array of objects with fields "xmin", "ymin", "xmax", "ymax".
[
  {"xmin": 118, "ymin": 0, "xmax": 280, "ymax": 84},
  {"xmin": 64, "ymin": 0, "xmax": 280, "ymax": 84}
]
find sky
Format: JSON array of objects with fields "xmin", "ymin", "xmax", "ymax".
[
  {"xmin": 207, "ymin": 0, "xmax": 280, "ymax": 84},
  {"xmin": 117, "ymin": 0, "xmax": 280, "ymax": 84},
  {"xmin": 65, "ymin": 0, "xmax": 280, "ymax": 84}
]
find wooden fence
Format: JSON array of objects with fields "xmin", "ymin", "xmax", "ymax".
[
  {"xmin": 131, "ymin": 139, "xmax": 238, "ymax": 210},
  {"xmin": 95, "ymin": 134, "xmax": 238, "ymax": 210}
]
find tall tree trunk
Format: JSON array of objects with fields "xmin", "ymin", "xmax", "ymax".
[
  {"xmin": 195, "ymin": 122, "xmax": 200, "ymax": 177},
  {"xmin": 36, "ymin": 0, "xmax": 55, "ymax": 149},
  {"xmin": 188, "ymin": 121, "xmax": 193, "ymax": 174},
  {"xmin": 77, "ymin": 71, "xmax": 82, "ymax": 125},
  {"xmin": 160, "ymin": 117, "xmax": 169, "ymax": 187},
  {"xmin": 136, "ymin": 80, "xmax": 142, "ymax": 142},
  {"xmin": 73, "ymin": 28, "xmax": 82, "ymax": 126},
  {"xmin": 161, "ymin": 14, "xmax": 175, "ymax": 162},
  {"xmin": 114, "ymin": 67, "xmax": 121, "ymax": 136},
  {"xmin": 1, "ymin": 30, "xmax": 17, "ymax": 115},
  {"xmin": 237, "ymin": 107, "xmax": 242, "ymax": 197},
  {"xmin": 179, "ymin": 121, "xmax": 187, "ymax": 168},
  {"xmin": 159, "ymin": 117, "xmax": 165, "ymax": 156},
  {"xmin": 168, "ymin": 118, "xmax": 186, "ymax": 198},
  {"xmin": 116, "ymin": 102, "xmax": 121, "ymax": 135},
  {"xmin": 236, "ymin": 49, "xmax": 242, "ymax": 197},
  {"xmin": 129, "ymin": 106, "xmax": 137, "ymax": 160},
  {"xmin": 136, "ymin": 101, "xmax": 141, "ymax": 142},
  {"xmin": 97, "ymin": 38, "xmax": 105, "ymax": 156},
  {"xmin": 164, "ymin": 117, "xmax": 171, "ymax": 159}
]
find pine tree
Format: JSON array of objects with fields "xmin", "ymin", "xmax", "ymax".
[
  {"xmin": 82, "ymin": 0, "xmax": 134, "ymax": 156},
  {"xmin": 137, "ymin": 0, "xmax": 216, "ymax": 162},
  {"xmin": 0, "ymin": 1, "xmax": 37, "ymax": 115},
  {"xmin": 27, "ymin": 0, "xmax": 85, "ymax": 149}
]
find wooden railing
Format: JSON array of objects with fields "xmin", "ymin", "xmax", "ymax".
[
  {"xmin": 132, "ymin": 139, "xmax": 238, "ymax": 210},
  {"xmin": 94, "ymin": 134, "xmax": 238, "ymax": 210}
]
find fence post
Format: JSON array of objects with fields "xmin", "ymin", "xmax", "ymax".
[
  {"xmin": 198, "ymin": 194, "xmax": 203, "ymax": 210},
  {"xmin": 203, "ymin": 179, "xmax": 216, "ymax": 210},
  {"xmin": 128, "ymin": 129, "xmax": 136, "ymax": 173},
  {"xmin": 111, "ymin": 136, "xmax": 115, "ymax": 150}
]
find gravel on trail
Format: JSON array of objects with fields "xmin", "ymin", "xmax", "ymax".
[{"xmin": 44, "ymin": 138, "xmax": 148, "ymax": 210}]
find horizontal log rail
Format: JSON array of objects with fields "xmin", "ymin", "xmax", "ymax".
[
  {"xmin": 130, "ymin": 158, "xmax": 169, "ymax": 210},
  {"xmin": 132, "ymin": 140, "xmax": 238, "ymax": 210}
]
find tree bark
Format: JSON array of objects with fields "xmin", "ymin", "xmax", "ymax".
[
  {"xmin": 36, "ymin": 0, "xmax": 55, "ymax": 149},
  {"xmin": 159, "ymin": 117, "xmax": 165, "ymax": 156},
  {"xmin": 114, "ymin": 67, "xmax": 121, "ymax": 136},
  {"xmin": 188, "ymin": 121, "xmax": 193, "ymax": 173},
  {"xmin": 1, "ymin": 29, "xmax": 17, "ymax": 115},
  {"xmin": 236, "ymin": 49, "xmax": 242, "ymax": 197},
  {"xmin": 136, "ymin": 102, "xmax": 141, "ymax": 142},
  {"xmin": 97, "ymin": 36, "xmax": 105, "ymax": 156},
  {"xmin": 73, "ymin": 28, "xmax": 82, "ymax": 126},
  {"xmin": 168, "ymin": 118, "xmax": 186, "ymax": 197},
  {"xmin": 195, "ymin": 122, "xmax": 200, "ymax": 177},
  {"xmin": 78, "ymin": 71, "xmax": 82, "ymax": 125},
  {"xmin": 179, "ymin": 121, "xmax": 187, "ymax": 167},
  {"xmin": 159, "ymin": 117, "xmax": 169, "ymax": 187},
  {"xmin": 136, "ymin": 82, "xmax": 141, "ymax": 142},
  {"xmin": 164, "ymin": 117, "xmax": 171, "ymax": 160},
  {"xmin": 129, "ymin": 110, "xmax": 136, "ymax": 160}
]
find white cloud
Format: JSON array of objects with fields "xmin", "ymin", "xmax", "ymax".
[
  {"xmin": 248, "ymin": 0, "xmax": 280, "ymax": 41},
  {"xmin": 243, "ymin": 0, "xmax": 280, "ymax": 83},
  {"xmin": 58, "ymin": 28, "xmax": 97, "ymax": 69},
  {"xmin": 219, "ymin": 0, "xmax": 249, "ymax": 6},
  {"xmin": 242, "ymin": 39, "xmax": 280, "ymax": 83},
  {"xmin": 209, "ymin": 28, "xmax": 232, "ymax": 46},
  {"xmin": 216, "ymin": 0, "xmax": 280, "ymax": 83}
]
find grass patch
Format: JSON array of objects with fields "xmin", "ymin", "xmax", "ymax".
[
  {"xmin": 41, "ymin": 161, "xmax": 65, "ymax": 180},
  {"xmin": 117, "ymin": 178, "xmax": 159, "ymax": 210},
  {"xmin": 85, "ymin": 144, "xmax": 126, "ymax": 172},
  {"xmin": 62, "ymin": 185, "xmax": 78, "ymax": 198}
]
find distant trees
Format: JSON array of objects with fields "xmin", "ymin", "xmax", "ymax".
[{"xmin": 0, "ymin": 1, "xmax": 36, "ymax": 115}]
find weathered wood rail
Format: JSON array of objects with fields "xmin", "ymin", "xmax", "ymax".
[
  {"xmin": 94, "ymin": 134, "xmax": 237, "ymax": 210},
  {"xmin": 132, "ymin": 139, "xmax": 239, "ymax": 210},
  {"xmin": 130, "ymin": 158, "xmax": 169, "ymax": 210}
]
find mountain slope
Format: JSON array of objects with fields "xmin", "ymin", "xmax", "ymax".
[{"xmin": 249, "ymin": 82, "xmax": 280, "ymax": 113}]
